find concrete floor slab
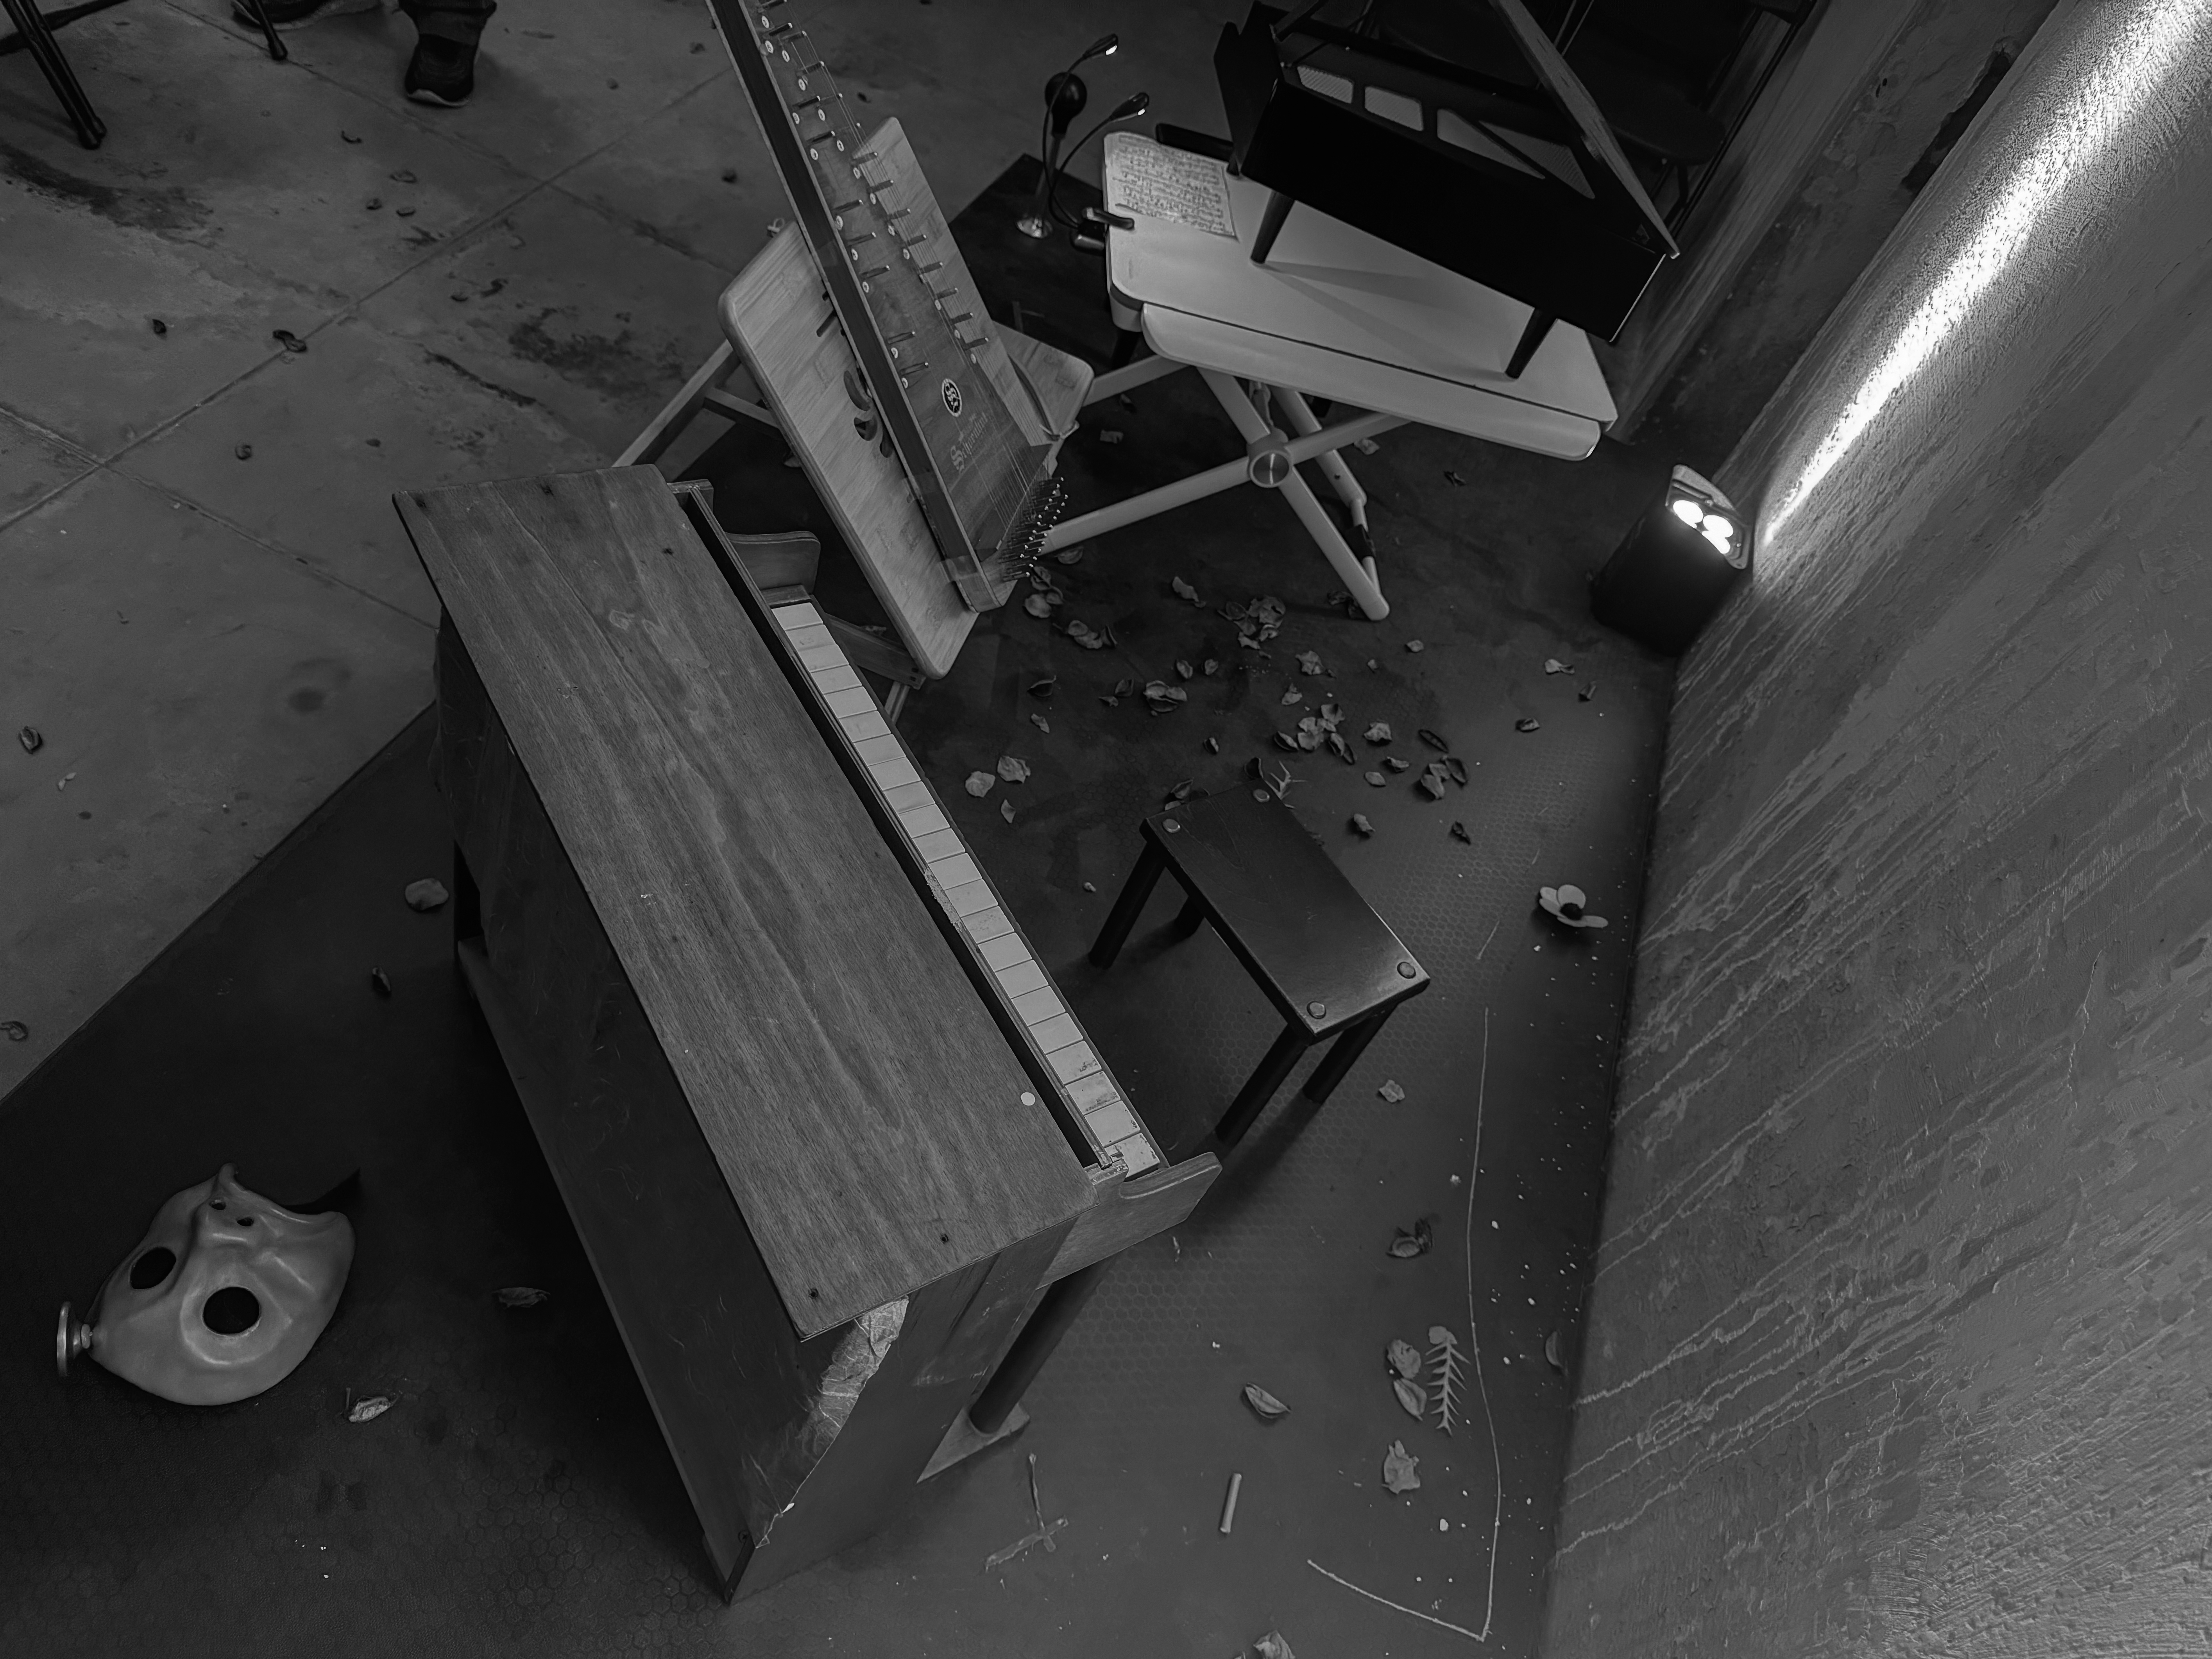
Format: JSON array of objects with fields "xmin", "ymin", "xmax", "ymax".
[
  {"xmin": 4, "ymin": 3, "xmax": 539, "ymax": 308},
  {"xmin": 0, "ymin": 467, "xmax": 431, "ymax": 1098},
  {"xmin": 354, "ymin": 186, "xmax": 729, "ymax": 456},
  {"xmin": 0, "ymin": 406, "xmax": 93, "ymax": 525},
  {"xmin": 189, "ymin": 0, "xmax": 727, "ymax": 183},
  {"xmin": 122, "ymin": 314, "xmax": 602, "ymax": 625}
]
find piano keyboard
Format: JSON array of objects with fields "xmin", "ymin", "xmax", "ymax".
[{"xmin": 770, "ymin": 600, "xmax": 1161, "ymax": 1179}]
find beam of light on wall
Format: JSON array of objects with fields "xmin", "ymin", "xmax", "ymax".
[{"xmin": 1757, "ymin": 0, "xmax": 2208, "ymax": 550}]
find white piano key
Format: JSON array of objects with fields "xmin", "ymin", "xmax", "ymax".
[
  {"xmin": 782, "ymin": 621, "xmax": 833, "ymax": 652},
  {"xmin": 931, "ymin": 851, "xmax": 983, "ymax": 890},
  {"xmin": 872, "ymin": 759, "xmax": 923, "ymax": 793},
  {"xmin": 1047, "ymin": 1041, "xmax": 1104, "ymax": 1085},
  {"xmin": 943, "ymin": 879, "xmax": 995, "ymax": 919},
  {"xmin": 962, "ymin": 906, "xmax": 1015, "ymax": 945},
  {"xmin": 1010, "ymin": 985, "xmax": 1064, "ymax": 1027},
  {"xmin": 897, "ymin": 804, "xmax": 950, "ymax": 839},
  {"xmin": 853, "ymin": 733, "xmax": 905, "ymax": 771},
  {"xmin": 976, "ymin": 930, "xmax": 1030, "ymax": 973},
  {"xmin": 911, "ymin": 828, "xmax": 964, "ymax": 864},
  {"xmin": 1064, "ymin": 1070, "xmax": 1120, "ymax": 1112},
  {"xmin": 881, "ymin": 778, "xmax": 931, "ymax": 813},
  {"xmin": 840, "ymin": 709, "xmax": 892, "ymax": 743},
  {"xmin": 773, "ymin": 601, "xmax": 823, "ymax": 631},
  {"xmin": 1084, "ymin": 1099, "xmax": 1144, "ymax": 1148},
  {"xmin": 994, "ymin": 958, "xmax": 1051, "ymax": 1001},
  {"xmin": 1028, "ymin": 1011, "xmax": 1081, "ymax": 1054},
  {"xmin": 1108, "ymin": 1133, "xmax": 1160, "ymax": 1176},
  {"xmin": 814, "ymin": 664, "xmax": 866, "ymax": 696},
  {"xmin": 824, "ymin": 685, "xmax": 876, "ymax": 719}
]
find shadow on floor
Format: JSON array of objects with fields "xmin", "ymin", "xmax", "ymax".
[{"xmin": 0, "ymin": 159, "xmax": 1677, "ymax": 1658}]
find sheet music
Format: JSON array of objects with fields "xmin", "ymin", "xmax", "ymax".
[{"xmin": 1104, "ymin": 133, "xmax": 1237, "ymax": 239}]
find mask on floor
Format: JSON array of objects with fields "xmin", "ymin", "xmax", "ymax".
[{"xmin": 57, "ymin": 1163, "xmax": 355, "ymax": 1406}]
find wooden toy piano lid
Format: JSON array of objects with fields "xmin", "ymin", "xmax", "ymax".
[{"xmin": 394, "ymin": 467, "xmax": 1096, "ymax": 1339}]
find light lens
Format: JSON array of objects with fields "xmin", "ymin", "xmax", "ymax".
[
  {"xmin": 1670, "ymin": 497, "xmax": 1704, "ymax": 526},
  {"xmin": 1701, "ymin": 513, "xmax": 1733, "ymax": 538}
]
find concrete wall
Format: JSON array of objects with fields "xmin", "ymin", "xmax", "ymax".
[
  {"xmin": 1607, "ymin": 0, "xmax": 2060, "ymax": 464},
  {"xmin": 1544, "ymin": 1, "xmax": 2212, "ymax": 1650}
]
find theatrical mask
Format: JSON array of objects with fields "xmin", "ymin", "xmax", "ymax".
[{"xmin": 57, "ymin": 1163, "xmax": 355, "ymax": 1406}]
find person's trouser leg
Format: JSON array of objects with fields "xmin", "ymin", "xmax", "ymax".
[{"xmin": 398, "ymin": 0, "xmax": 494, "ymax": 45}]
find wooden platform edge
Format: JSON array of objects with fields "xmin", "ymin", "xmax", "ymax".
[{"xmin": 1045, "ymin": 1153, "xmax": 1221, "ymax": 1283}]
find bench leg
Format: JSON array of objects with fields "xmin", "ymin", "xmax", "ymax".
[
  {"xmin": 1215, "ymin": 1023, "xmax": 1311, "ymax": 1149},
  {"xmin": 1169, "ymin": 891, "xmax": 1208, "ymax": 941},
  {"xmin": 1300, "ymin": 1009, "xmax": 1388, "ymax": 1105},
  {"xmin": 1089, "ymin": 841, "xmax": 1170, "ymax": 968}
]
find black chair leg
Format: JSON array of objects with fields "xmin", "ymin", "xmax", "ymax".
[
  {"xmin": 1214, "ymin": 1024, "xmax": 1310, "ymax": 1149},
  {"xmin": 237, "ymin": 0, "xmax": 288, "ymax": 62},
  {"xmin": 1088, "ymin": 840, "xmax": 1169, "ymax": 968},
  {"xmin": 1299, "ymin": 1009, "xmax": 1387, "ymax": 1104},
  {"xmin": 1, "ymin": 0, "xmax": 106, "ymax": 148}
]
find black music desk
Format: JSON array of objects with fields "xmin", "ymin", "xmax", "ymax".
[{"xmin": 395, "ymin": 467, "xmax": 1215, "ymax": 1599}]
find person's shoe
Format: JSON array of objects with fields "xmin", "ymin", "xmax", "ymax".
[
  {"xmin": 230, "ymin": 0, "xmax": 379, "ymax": 31},
  {"xmin": 404, "ymin": 34, "xmax": 478, "ymax": 106}
]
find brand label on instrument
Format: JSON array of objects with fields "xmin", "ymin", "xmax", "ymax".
[{"xmin": 940, "ymin": 377, "xmax": 962, "ymax": 417}]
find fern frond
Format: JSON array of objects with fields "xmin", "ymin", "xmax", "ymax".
[{"xmin": 1426, "ymin": 1323, "xmax": 1467, "ymax": 1436}]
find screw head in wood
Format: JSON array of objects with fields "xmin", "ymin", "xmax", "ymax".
[
  {"xmin": 1398, "ymin": 961, "xmax": 1417, "ymax": 978},
  {"xmin": 1308, "ymin": 1000, "xmax": 1326, "ymax": 1018},
  {"xmin": 1163, "ymin": 818, "xmax": 1181, "ymax": 833}
]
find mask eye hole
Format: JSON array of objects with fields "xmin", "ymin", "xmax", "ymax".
[
  {"xmin": 129, "ymin": 1247, "xmax": 178, "ymax": 1290},
  {"xmin": 202, "ymin": 1287, "xmax": 262, "ymax": 1335},
  {"xmin": 209, "ymin": 1200, "xmax": 226, "ymax": 1211},
  {"xmin": 237, "ymin": 1216, "xmax": 255, "ymax": 1226}
]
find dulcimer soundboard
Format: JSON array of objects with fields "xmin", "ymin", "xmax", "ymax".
[{"xmin": 708, "ymin": 0, "xmax": 1065, "ymax": 613}]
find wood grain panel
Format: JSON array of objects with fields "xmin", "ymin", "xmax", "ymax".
[
  {"xmin": 398, "ymin": 469, "xmax": 1093, "ymax": 1336},
  {"xmin": 1044, "ymin": 1154, "xmax": 1221, "ymax": 1282}
]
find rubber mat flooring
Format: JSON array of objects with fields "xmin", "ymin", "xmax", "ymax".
[{"xmin": 0, "ymin": 162, "xmax": 1678, "ymax": 1658}]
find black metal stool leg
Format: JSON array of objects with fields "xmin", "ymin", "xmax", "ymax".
[
  {"xmin": 1299, "ymin": 1009, "xmax": 1388, "ymax": 1104},
  {"xmin": 1, "ymin": 0, "xmax": 106, "ymax": 148},
  {"xmin": 1088, "ymin": 840, "xmax": 1169, "ymax": 968},
  {"xmin": 1214, "ymin": 1023, "xmax": 1310, "ymax": 1149},
  {"xmin": 237, "ymin": 0, "xmax": 289, "ymax": 62},
  {"xmin": 966, "ymin": 1259, "xmax": 1113, "ymax": 1435}
]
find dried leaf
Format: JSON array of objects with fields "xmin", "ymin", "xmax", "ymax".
[
  {"xmin": 349, "ymin": 1395, "xmax": 395, "ymax": 1424},
  {"xmin": 1416, "ymin": 728, "xmax": 1450, "ymax": 752},
  {"xmin": 271, "ymin": 329, "xmax": 308, "ymax": 354},
  {"xmin": 1325, "ymin": 732, "xmax": 1355, "ymax": 765},
  {"xmin": 1242, "ymin": 1383, "xmax": 1290, "ymax": 1421},
  {"xmin": 1083, "ymin": 881, "xmax": 1096, "ymax": 892},
  {"xmin": 1000, "ymin": 799, "xmax": 1016, "ymax": 823},
  {"xmin": 1272, "ymin": 732, "xmax": 1301, "ymax": 752},
  {"xmin": 1386, "ymin": 1223, "xmax": 1429, "ymax": 1258},
  {"xmin": 404, "ymin": 878, "xmax": 449, "ymax": 912},
  {"xmin": 996, "ymin": 755, "xmax": 1031, "ymax": 784},
  {"xmin": 1363, "ymin": 721, "xmax": 1392, "ymax": 744},
  {"xmin": 1544, "ymin": 657, "xmax": 1571, "ymax": 675},
  {"xmin": 1280, "ymin": 688, "xmax": 1303, "ymax": 705},
  {"xmin": 1443, "ymin": 469, "xmax": 1464, "ymax": 486},
  {"xmin": 1353, "ymin": 436, "xmax": 1380, "ymax": 455},
  {"xmin": 1383, "ymin": 755, "xmax": 1410, "ymax": 773},
  {"xmin": 1029, "ymin": 712, "xmax": 1050, "ymax": 733},
  {"xmin": 1446, "ymin": 757, "xmax": 1468, "ymax": 787},
  {"xmin": 1516, "ymin": 718, "xmax": 1541, "ymax": 733},
  {"xmin": 1163, "ymin": 780, "xmax": 1194, "ymax": 805},
  {"xmin": 389, "ymin": 168, "xmax": 417, "ymax": 183},
  {"xmin": 1295, "ymin": 650, "xmax": 1325, "ymax": 676},
  {"xmin": 1405, "ymin": 639, "xmax": 1425, "ymax": 653},
  {"xmin": 1170, "ymin": 575, "xmax": 1202, "ymax": 604},
  {"xmin": 18, "ymin": 726, "xmax": 44, "ymax": 754},
  {"xmin": 234, "ymin": 443, "xmax": 254, "ymax": 461},
  {"xmin": 964, "ymin": 771, "xmax": 996, "ymax": 798},
  {"xmin": 369, "ymin": 968, "xmax": 392, "ymax": 998},
  {"xmin": 1378, "ymin": 1079, "xmax": 1405, "ymax": 1103},
  {"xmin": 1364, "ymin": 771, "xmax": 1387, "ymax": 787},
  {"xmin": 1203, "ymin": 658, "xmax": 1220, "ymax": 676},
  {"xmin": 1024, "ymin": 594, "xmax": 1054, "ymax": 619},
  {"xmin": 1450, "ymin": 821, "xmax": 1471, "ymax": 844},
  {"xmin": 1054, "ymin": 545, "xmax": 1085, "ymax": 565},
  {"xmin": 1144, "ymin": 683, "xmax": 1188, "ymax": 707},
  {"xmin": 1204, "ymin": 737, "xmax": 1220, "ymax": 754},
  {"xmin": 1349, "ymin": 813, "xmax": 1374, "ymax": 838},
  {"xmin": 1544, "ymin": 1330, "xmax": 1564, "ymax": 1372},
  {"xmin": 1254, "ymin": 1634, "xmax": 1297, "ymax": 1659},
  {"xmin": 1382, "ymin": 1439, "xmax": 1421, "ymax": 1494},
  {"xmin": 1113, "ymin": 678, "xmax": 1137, "ymax": 698},
  {"xmin": 1392, "ymin": 1376, "xmax": 1428, "ymax": 1419},
  {"xmin": 496, "ymin": 1287, "xmax": 550, "ymax": 1308},
  {"xmin": 1175, "ymin": 660, "xmax": 1194, "ymax": 680},
  {"xmin": 1417, "ymin": 772, "xmax": 1446, "ymax": 801},
  {"xmin": 1427, "ymin": 1326, "xmax": 1467, "ymax": 1435},
  {"xmin": 1296, "ymin": 730, "xmax": 1319, "ymax": 751},
  {"xmin": 1579, "ymin": 681, "xmax": 1597, "ymax": 702},
  {"xmin": 1388, "ymin": 1339, "xmax": 1423, "ymax": 1380},
  {"xmin": 340, "ymin": 129, "xmax": 362, "ymax": 143},
  {"xmin": 1, "ymin": 1021, "xmax": 28, "ymax": 1042}
]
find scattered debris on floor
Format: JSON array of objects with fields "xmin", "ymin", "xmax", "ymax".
[
  {"xmin": 1000, "ymin": 800, "xmax": 1016, "ymax": 823},
  {"xmin": 1364, "ymin": 771, "xmax": 1386, "ymax": 787},
  {"xmin": 1388, "ymin": 1338, "xmax": 1422, "ymax": 1380},
  {"xmin": 995, "ymin": 755, "xmax": 1030, "ymax": 784},
  {"xmin": 1224, "ymin": 596, "xmax": 1286, "ymax": 650},
  {"xmin": 149, "ymin": 317, "xmax": 168, "ymax": 335},
  {"xmin": 1023, "ymin": 593, "xmax": 1055, "ymax": 618},
  {"xmin": 1387, "ymin": 1217, "xmax": 1431, "ymax": 1258},
  {"xmin": 17, "ymin": 726, "xmax": 41, "ymax": 754},
  {"xmin": 1162, "ymin": 780, "xmax": 1194, "ymax": 805},
  {"xmin": 1417, "ymin": 764, "xmax": 1448, "ymax": 800},
  {"xmin": 1416, "ymin": 727, "xmax": 1448, "ymax": 751},
  {"xmin": 964, "ymin": 771, "xmax": 995, "ymax": 797},
  {"xmin": 271, "ymin": 329, "xmax": 307, "ymax": 354},
  {"xmin": 348, "ymin": 1394, "xmax": 394, "ymax": 1424},
  {"xmin": 1029, "ymin": 713, "xmax": 1050, "ymax": 733},
  {"xmin": 1251, "ymin": 1630, "xmax": 1296, "ymax": 1659},
  {"xmin": 1349, "ymin": 812, "xmax": 1374, "ymax": 837},
  {"xmin": 1099, "ymin": 428, "xmax": 1125, "ymax": 444},
  {"xmin": 1443, "ymin": 469, "xmax": 1464, "ymax": 486},
  {"xmin": 1242, "ymin": 1383, "xmax": 1290, "ymax": 1421},
  {"xmin": 1295, "ymin": 650, "xmax": 1326, "ymax": 676},
  {"xmin": 1580, "ymin": 681, "xmax": 1598, "ymax": 701},
  {"xmin": 389, "ymin": 168, "xmax": 417, "ymax": 184},
  {"xmin": 1144, "ymin": 682, "xmax": 1188, "ymax": 712},
  {"xmin": 1516, "ymin": 718, "xmax": 1541, "ymax": 732},
  {"xmin": 1028, "ymin": 674, "xmax": 1056, "ymax": 702},
  {"xmin": 1, "ymin": 1021, "xmax": 27, "ymax": 1042},
  {"xmin": 368, "ymin": 968, "xmax": 392, "ymax": 998},
  {"xmin": 1382, "ymin": 1440, "xmax": 1421, "ymax": 1494},
  {"xmin": 1538, "ymin": 885, "xmax": 1609, "ymax": 929},
  {"xmin": 496, "ymin": 1287, "xmax": 550, "ymax": 1308},
  {"xmin": 1383, "ymin": 755, "xmax": 1409, "ymax": 772},
  {"xmin": 1063, "ymin": 618, "xmax": 1111, "ymax": 650},
  {"xmin": 1219, "ymin": 1471, "xmax": 1244, "ymax": 1534},
  {"xmin": 403, "ymin": 878, "xmax": 449, "ymax": 912},
  {"xmin": 234, "ymin": 444, "xmax": 253, "ymax": 461},
  {"xmin": 56, "ymin": 771, "xmax": 76, "ymax": 791},
  {"xmin": 1544, "ymin": 657, "xmax": 1573, "ymax": 674},
  {"xmin": 1363, "ymin": 721, "xmax": 1392, "ymax": 743},
  {"xmin": 1171, "ymin": 576, "xmax": 1203, "ymax": 604},
  {"xmin": 1176, "ymin": 659, "xmax": 1194, "ymax": 680},
  {"xmin": 985, "ymin": 1452, "xmax": 1067, "ymax": 1570},
  {"xmin": 340, "ymin": 129, "xmax": 362, "ymax": 143},
  {"xmin": 1082, "ymin": 881, "xmax": 1096, "ymax": 893},
  {"xmin": 1377, "ymin": 1079, "xmax": 1405, "ymax": 1102},
  {"xmin": 1544, "ymin": 1330, "xmax": 1565, "ymax": 1372},
  {"xmin": 1392, "ymin": 1375, "xmax": 1427, "ymax": 1419},
  {"xmin": 1450, "ymin": 821, "xmax": 1471, "ymax": 843},
  {"xmin": 1054, "ymin": 545, "xmax": 1085, "ymax": 565},
  {"xmin": 1279, "ymin": 688, "xmax": 1302, "ymax": 705},
  {"xmin": 1205, "ymin": 736, "xmax": 1221, "ymax": 754},
  {"xmin": 1405, "ymin": 639, "xmax": 1425, "ymax": 652},
  {"xmin": 1428, "ymin": 1326, "xmax": 1467, "ymax": 1435}
]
